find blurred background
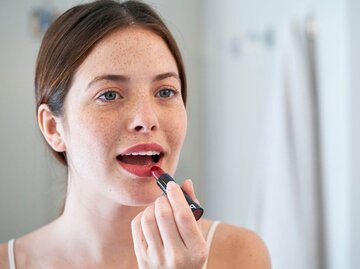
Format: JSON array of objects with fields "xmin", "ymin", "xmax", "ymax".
[{"xmin": 0, "ymin": 0, "xmax": 359, "ymax": 268}]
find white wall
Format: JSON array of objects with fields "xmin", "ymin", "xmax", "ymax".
[
  {"xmin": 315, "ymin": 0, "xmax": 351, "ymax": 267},
  {"xmin": 0, "ymin": 0, "xmax": 203, "ymax": 242},
  {"xmin": 348, "ymin": 0, "xmax": 360, "ymax": 268},
  {"xmin": 0, "ymin": 0, "xmax": 56, "ymax": 242}
]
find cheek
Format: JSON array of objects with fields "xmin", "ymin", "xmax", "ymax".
[
  {"xmin": 66, "ymin": 110, "xmax": 119, "ymax": 152},
  {"xmin": 165, "ymin": 106, "xmax": 187, "ymax": 148}
]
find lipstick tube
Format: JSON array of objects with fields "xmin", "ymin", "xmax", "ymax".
[{"xmin": 151, "ymin": 166, "xmax": 204, "ymax": 221}]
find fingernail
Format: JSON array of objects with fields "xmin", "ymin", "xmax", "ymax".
[{"xmin": 166, "ymin": 181, "xmax": 177, "ymax": 190}]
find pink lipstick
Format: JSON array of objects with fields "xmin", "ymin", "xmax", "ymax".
[{"xmin": 151, "ymin": 166, "xmax": 204, "ymax": 221}]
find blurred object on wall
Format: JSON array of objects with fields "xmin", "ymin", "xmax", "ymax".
[
  {"xmin": 251, "ymin": 17, "xmax": 326, "ymax": 269},
  {"xmin": 31, "ymin": 5, "xmax": 60, "ymax": 37}
]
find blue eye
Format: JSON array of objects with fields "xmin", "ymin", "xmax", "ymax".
[
  {"xmin": 98, "ymin": 90, "xmax": 121, "ymax": 101},
  {"xmin": 156, "ymin": 88, "xmax": 176, "ymax": 98}
]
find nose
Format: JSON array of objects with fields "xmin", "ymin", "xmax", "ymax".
[{"xmin": 127, "ymin": 99, "xmax": 159, "ymax": 133}]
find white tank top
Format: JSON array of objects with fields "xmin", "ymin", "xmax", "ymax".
[
  {"xmin": 7, "ymin": 221, "xmax": 220, "ymax": 269},
  {"xmin": 7, "ymin": 239, "xmax": 16, "ymax": 269},
  {"xmin": 202, "ymin": 220, "xmax": 220, "ymax": 269}
]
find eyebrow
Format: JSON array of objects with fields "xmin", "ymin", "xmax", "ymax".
[
  {"xmin": 86, "ymin": 72, "xmax": 180, "ymax": 90},
  {"xmin": 153, "ymin": 72, "xmax": 180, "ymax": 82},
  {"xmin": 87, "ymin": 74, "xmax": 130, "ymax": 90}
]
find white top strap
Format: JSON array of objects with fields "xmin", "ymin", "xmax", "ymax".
[
  {"xmin": 8, "ymin": 239, "xmax": 16, "ymax": 269},
  {"xmin": 202, "ymin": 221, "xmax": 220, "ymax": 269}
]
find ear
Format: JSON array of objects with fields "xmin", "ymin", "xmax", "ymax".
[{"xmin": 37, "ymin": 104, "xmax": 66, "ymax": 152}]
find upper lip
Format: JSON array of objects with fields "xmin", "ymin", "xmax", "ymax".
[{"xmin": 119, "ymin": 143, "xmax": 165, "ymax": 156}]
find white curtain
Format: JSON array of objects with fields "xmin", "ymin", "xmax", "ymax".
[{"xmin": 252, "ymin": 20, "xmax": 326, "ymax": 269}]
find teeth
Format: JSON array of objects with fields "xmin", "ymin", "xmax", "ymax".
[{"xmin": 123, "ymin": 151, "xmax": 160, "ymax": 156}]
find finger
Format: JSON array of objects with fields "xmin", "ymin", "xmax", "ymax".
[
  {"xmin": 154, "ymin": 195, "xmax": 184, "ymax": 249},
  {"xmin": 131, "ymin": 212, "xmax": 148, "ymax": 261},
  {"xmin": 141, "ymin": 204, "xmax": 164, "ymax": 263},
  {"xmin": 166, "ymin": 181, "xmax": 205, "ymax": 248},
  {"xmin": 181, "ymin": 179, "xmax": 200, "ymax": 204}
]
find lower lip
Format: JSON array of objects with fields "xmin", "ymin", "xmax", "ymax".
[{"xmin": 118, "ymin": 161, "xmax": 162, "ymax": 177}]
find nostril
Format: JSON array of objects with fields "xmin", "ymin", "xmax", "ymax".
[
  {"xmin": 133, "ymin": 125, "xmax": 157, "ymax": 132},
  {"xmin": 134, "ymin": 126, "xmax": 143, "ymax": 132}
]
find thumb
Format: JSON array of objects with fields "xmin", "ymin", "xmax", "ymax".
[{"xmin": 181, "ymin": 179, "xmax": 201, "ymax": 205}]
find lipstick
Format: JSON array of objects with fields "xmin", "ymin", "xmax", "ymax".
[{"xmin": 151, "ymin": 166, "xmax": 204, "ymax": 221}]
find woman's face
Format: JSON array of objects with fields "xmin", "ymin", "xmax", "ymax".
[{"xmin": 59, "ymin": 27, "xmax": 187, "ymax": 206}]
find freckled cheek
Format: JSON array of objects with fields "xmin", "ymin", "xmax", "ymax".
[
  {"xmin": 164, "ymin": 108, "xmax": 187, "ymax": 149},
  {"xmin": 75, "ymin": 114, "xmax": 120, "ymax": 148}
]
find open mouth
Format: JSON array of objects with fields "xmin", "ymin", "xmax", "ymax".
[{"xmin": 116, "ymin": 151, "xmax": 163, "ymax": 166}]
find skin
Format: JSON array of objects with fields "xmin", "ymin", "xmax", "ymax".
[{"xmin": 0, "ymin": 27, "xmax": 271, "ymax": 268}]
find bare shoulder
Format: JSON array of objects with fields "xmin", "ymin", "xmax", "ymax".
[
  {"xmin": 207, "ymin": 221, "xmax": 271, "ymax": 269},
  {"xmin": 0, "ymin": 242, "xmax": 9, "ymax": 269}
]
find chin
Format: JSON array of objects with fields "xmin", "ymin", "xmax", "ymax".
[{"xmin": 119, "ymin": 187, "xmax": 162, "ymax": 207}]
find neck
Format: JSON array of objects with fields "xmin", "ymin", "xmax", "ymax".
[{"xmin": 53, "ymin": 175, "xmax": 146, "ymax": 266}]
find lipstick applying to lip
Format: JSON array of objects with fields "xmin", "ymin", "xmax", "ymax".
[{"xmin": 150, "ymin": 166, "xmax": 204, "ymax": 221}]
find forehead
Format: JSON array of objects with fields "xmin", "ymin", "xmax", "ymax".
[{"xmin": 76, "ymin": 27, "xmax": 178, "ymax": 79}]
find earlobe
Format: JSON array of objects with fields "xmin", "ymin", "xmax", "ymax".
[{"xmin": 37, "ymin": 104, "xmax": 66, "ymax": 152}]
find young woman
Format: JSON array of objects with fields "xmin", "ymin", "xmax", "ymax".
[{"xmin": 0, "ymin": 1, "xmax": 271, "ymax": 268}]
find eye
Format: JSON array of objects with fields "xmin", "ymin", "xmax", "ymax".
[
  {"xmin": 156, "ymin": 88, "xmax": 176, "ymax": 98},
  {"xmin": 98, "ymin": 90, "xmax": 121, "ymax": 102}
]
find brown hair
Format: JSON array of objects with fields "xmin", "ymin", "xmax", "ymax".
[{"xmin": 35, "ymin": 0, "xmax": 187, "ymax": 166}]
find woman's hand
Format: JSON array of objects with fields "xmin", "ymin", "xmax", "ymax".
[{"xmin": 131, "ymin": 179, "xmax": 207, "ymax": 269}]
